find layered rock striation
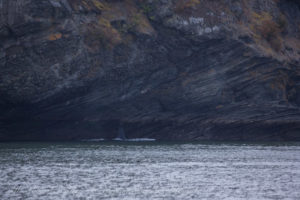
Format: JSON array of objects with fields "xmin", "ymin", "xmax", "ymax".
[{"xmin": 0, "ymin": 0, "xmax": 300, "ymax": 141}]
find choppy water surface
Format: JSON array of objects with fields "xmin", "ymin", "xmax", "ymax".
[{"xmin": 1, "ymin": 142, "xmax": 300, "ymax": 200}]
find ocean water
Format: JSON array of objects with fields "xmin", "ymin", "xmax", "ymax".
[{"xmin": 0, "ymin": 142, "xmax": 300, "ymax": 200}]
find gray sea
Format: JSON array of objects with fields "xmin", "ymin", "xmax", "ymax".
[{"xmin": 0, "ymin": 142, "xmax": 300, "ymax": 200}]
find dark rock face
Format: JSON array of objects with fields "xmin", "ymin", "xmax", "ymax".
[{"xmin": 0, "ymin": 0, "xmax": 300, "ymax": 141}]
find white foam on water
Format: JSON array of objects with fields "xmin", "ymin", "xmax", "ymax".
[
  {"xmin": 80, "ymin": 138, "xmax": 105, "ymax": 142},
  {"xmin": 113, "ymin": 138, "xmax": 156, "ymax": 142},
  {"xmin": 126, "ymin": 138, "xmax": 156, "ymax": 142}
]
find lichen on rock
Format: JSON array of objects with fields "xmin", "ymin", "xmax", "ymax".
[{"xmin": 0, "ymin": 0, "xmax": 300, "ymax": 141}]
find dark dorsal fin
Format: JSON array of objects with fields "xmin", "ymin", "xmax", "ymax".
[{"xmin": 118, "ymin": 126, "xmax": 126, "ymax": 140}]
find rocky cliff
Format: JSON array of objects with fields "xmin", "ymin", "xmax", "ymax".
[{"xmin": 0, "ymin": 0, "xmax": 300, "ymax": 141}]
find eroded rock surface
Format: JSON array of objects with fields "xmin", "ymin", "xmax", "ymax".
[{"xmin": 0, "ymin": 0, "xmax": 300, "ymax": 141}]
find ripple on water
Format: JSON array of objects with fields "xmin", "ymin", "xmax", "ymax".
[{"xmin": 0, "ymin": 142, "xmax": 300, "ymax": 199}]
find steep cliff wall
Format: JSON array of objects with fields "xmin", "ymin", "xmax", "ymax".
[{"xmin": 0, "ymin": 0, "xmax": 300, "ymax": 141}]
